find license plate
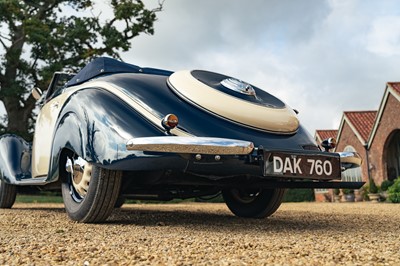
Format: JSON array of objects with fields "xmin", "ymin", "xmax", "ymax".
[{"xmin": 264, "ymin": 151, "xmax": 341, "ymax": 180}]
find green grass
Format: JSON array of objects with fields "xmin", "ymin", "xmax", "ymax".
[
  {"xmin": 125, "ymin": 198, "xmax": 196, "ymax": 204},
  {"xmin": 16, "ymin": 194, "xmax": 64, "ymax": 203}
]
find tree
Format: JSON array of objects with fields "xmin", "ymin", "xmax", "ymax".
[{"xmin": 0, "ymin": 0, "xmax": 163, "ymax": 140}]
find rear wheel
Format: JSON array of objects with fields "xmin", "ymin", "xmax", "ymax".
[
  {"xmin": 222, "ymin": 188, "xmax": 285, "ymax": 218},
  {"xmin": 61, "ymin": 156, "xmax": 121, "ymax": 223},
  {"xmin": 114, "ymin": 196, "xmax": 126, "ymax": 208},
  {"xmin": 0, "ymin": 179, "xmax": 17, "ymax": 208}
]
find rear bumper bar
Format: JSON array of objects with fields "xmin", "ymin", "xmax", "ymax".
[{"xmin": 126, "ymin": 136, "xmax": 255, "ymax": 155}]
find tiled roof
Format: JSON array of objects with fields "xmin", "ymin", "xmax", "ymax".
[
  {"xmin": 315, "ymin": 130, "xmax": 338, "ymax": 141},
  {"xmin": 344, "ymin": 111, "xmax": 377, "ymax": 143},
  {"xmin": 388, "ymin": 82, "xmax": 400, "ymax": 95}
]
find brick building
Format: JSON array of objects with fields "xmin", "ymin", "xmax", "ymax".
[
  {"xmin": 314, "ymin": 82, "xmax": 400, "ymax": 201},
  {"xmin": 367, "ymin": 83, "xmax": 400, "ymax": 184}
]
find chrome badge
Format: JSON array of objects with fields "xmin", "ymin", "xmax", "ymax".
[{"xmin": 221, "ymin": 78, "xmax": 256, "ymax": 96}]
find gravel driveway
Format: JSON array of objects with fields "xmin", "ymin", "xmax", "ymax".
[{"xmin": 0, "ymin": 202, "xmax": 399, "ymax": 265}]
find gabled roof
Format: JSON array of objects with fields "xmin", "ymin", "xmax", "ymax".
[
  {"xmin": 344, "ymin": 111, "xmax": 377, "ymax": 143},
  {"xmin": 315, "ymin": 130, "xmax": 338, "ymax": 143},
  {"xmin": 367, "ymin": 82, "xmax": 400, "ymax": 148},
  {"xmin": 388, "ymin": 82, "xmax": 400, "ymax": 95},
  {"xmin": 337, "ymin": 111, "xmax": 377, "ymax": 146}
]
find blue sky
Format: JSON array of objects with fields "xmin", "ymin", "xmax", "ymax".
[{"xmin": 118, "ymin": 0, "xmax": 400, "ymax": 135}]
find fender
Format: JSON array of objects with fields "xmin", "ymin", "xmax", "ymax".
[
  {"xmin": 46, "ymin": 88, "xmax": 169, "ymax": 182},
  {"xmin": 0, "ymin": 134, "xmax": 31, "ymax": 184}
]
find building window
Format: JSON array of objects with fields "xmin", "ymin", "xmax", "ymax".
[{"xmin": 342, "ymin": 146, "xmax": 362, "ymax": 182}]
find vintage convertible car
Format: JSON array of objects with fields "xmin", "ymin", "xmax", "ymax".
[{"xmin": 0, "ymin": 57, "xmax": 363, "ymax": 223}]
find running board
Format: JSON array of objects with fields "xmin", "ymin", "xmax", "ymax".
[{"xmin": 13, "ymin": 176, "xmax": 48, "ymax": 186}]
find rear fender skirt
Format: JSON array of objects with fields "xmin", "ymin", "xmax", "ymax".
[{"xmin": 0, "ymin": 134, "xmax": 31, "ymax": 184}]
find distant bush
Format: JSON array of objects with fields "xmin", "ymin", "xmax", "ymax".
[
  {"xmin": 343, "ymin": 188, "xmax": 354, "ymax": 195},
  {"xmin": 362, "ymin": 184, "xmax": 370, "ymax": 201},
  {"xmin": 381, "ymin": 180, "xmax": 394, "ymax": 192},
  {"xmin": 369, "ymin": 178, "xmax": 379, "ymax": 194},
  {"xmin": 388, "ymin": 178, "xmax": 400, "ymax": 203},
  {"xmin": 283, "ymin": 189, "xmax": 315, "ymax": 202}
]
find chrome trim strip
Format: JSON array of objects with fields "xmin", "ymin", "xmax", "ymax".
[
  {"xmin": 126, "ymin": 137, "xmax": 254, "ymax": 155},
  {"xmin": 338, "ymin": 152, "xmax": 362, "ymax": 170}
]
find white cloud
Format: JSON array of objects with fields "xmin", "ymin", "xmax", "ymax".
[{"xmin": 366, "ymin": 16, "xmax": 400, "ymax": 56}]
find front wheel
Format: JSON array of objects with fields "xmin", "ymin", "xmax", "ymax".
[
  {"xmin": 222, "ymin": 188, "xmax": 285, "ymax": 218},
  {"xmin": 61, "ymin": 156, "xmax": 121, "ymax": 223},
  {"xmin": 0, "ymin": 179, "xmax": 17, "ymax": 208}
]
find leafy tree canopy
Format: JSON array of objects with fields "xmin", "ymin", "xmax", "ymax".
[{"xmin": 0, "ymin": 0, "xmax": 163, "ymax": 140}]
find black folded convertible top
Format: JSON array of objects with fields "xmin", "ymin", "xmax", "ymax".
[{"xmin": 66, "ymin": 57, "xmax": 172, "ymax": 87}]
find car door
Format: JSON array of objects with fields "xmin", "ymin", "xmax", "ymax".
[{"xmin": 31, "ymin": 73, "xmax": 74, "ymax": 178}]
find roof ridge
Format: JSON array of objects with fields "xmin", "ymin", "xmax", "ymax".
[{"xmin": 343, "ymin": 110, "xmax": 377, "ymax": 113}]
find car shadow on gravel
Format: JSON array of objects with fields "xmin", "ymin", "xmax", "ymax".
[
  {"xmin": 106, "ymin": 206, "xmax": 374, "ymax": 233},
  {"xmin": 9, "ymin": 204, "xmax": 390, "ymax": 234}
]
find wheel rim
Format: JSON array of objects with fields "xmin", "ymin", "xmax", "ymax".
[
  {"xmin": 66, "ymin": 156, "xmax": 92, "ymax": 202},
  {"xmin": 230, "ymin": 188, "xmax": 261, "ymax": 204}
]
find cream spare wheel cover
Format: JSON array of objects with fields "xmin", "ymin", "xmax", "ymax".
[{"xmin": 168, "ymin": 70, "xmax": 299, "ymax": 133}]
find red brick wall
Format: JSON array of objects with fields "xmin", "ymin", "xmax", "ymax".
[
  {"xmin": 336, "ymin": 122, "xmax": 369, "ymax": 182},
  {"xmin": 314, "ymin": 191, "xmax": 332, "ymax": 202},
  {"xmin": 369, "ymin": 94, "xmax": 400, "ymax": 184}
]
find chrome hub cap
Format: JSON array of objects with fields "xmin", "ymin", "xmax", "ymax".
[
  {"xmin": 231, "ymin": 189, "xmax": 260, "ymax": 204},
  {"xmin": 66, "ymin": 157, "xmax": 92, "ymax": 198}
]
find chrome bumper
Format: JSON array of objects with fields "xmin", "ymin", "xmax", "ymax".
[
  {"xmin": 338, "ymin": 152, "xmax": 362, "ymax": 171},
  {"xmin": 126, "ymin": 136, "xmax": 255, "ymax": 155}
]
